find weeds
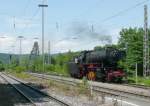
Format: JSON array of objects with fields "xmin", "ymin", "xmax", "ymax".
[{"xmin": 128, "ymin": 76, "xmax": 150, "ymax": 86}]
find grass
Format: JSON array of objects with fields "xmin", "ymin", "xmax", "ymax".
[
  {"xmin": 9, "ymin": 71, "xmax": 92, "ymax": 97},
  {"xmin": 128, "ymin": 76, "xmax": 150, "ymax": 87},
  {"xmin": 8, "ymin": 69, "xmax": 150, "ymax": 88},
  {"xmin": 8, "ymin": 71, "xmax": 40, "ymax": 81}
]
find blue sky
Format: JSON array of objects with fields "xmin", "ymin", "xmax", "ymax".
[{"xmin": 0, "ymin": 0, "xmax": 149, "ymax": 54}]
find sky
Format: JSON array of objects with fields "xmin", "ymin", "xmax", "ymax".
[{"xmin": 0, "ymin": 0, "xmax": 149, "ymax": 54}]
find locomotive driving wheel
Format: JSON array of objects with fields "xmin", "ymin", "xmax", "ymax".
[{"xmin": 87, "ymin": 71, "xmax": 96, "ymax": 80}]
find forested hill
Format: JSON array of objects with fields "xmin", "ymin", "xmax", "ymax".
[
  {"xmin": 0, "ymin": 53, "xmax": 11, "ymax": 63},
  {"xmin": 0, "ymin": 53, "xmax": 37, "ymax": 64},
  {"xmin": 0, "ymin": 53, "xmax": 18, "ymax": 64},
  {"xmin": 0, "ymin": 52, "xmax": 77, "ymax": 64}
]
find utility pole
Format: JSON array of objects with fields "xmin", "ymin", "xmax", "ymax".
[
  {"xmin": 56, "ymin": 22, "xmax": 59, "ymax": 32},
  {"xmin": 91, "ymin": 24, "xmax": 94, "ymax": 33},
  {"xmin": 13, "ymin": 16, "xmax": 16, "ymax": 31},
  {"xmin": 10, "ymin": 45, "xmax": 15, "ymax": 63},
  {"xmin": 48, "ymin": 40, "xmax": 51, "ymax": 64},
  {"xmin": 38, "ymin": 2, "xmax": 48, "ymax": 73},
  {"xmin": 125, "ymin": 42, "xmax": 128, "ymax": 72},
  {"xmin": 18, "ymin": 36, "xmax": 24, "ymax": 65},
  {"xmin": 143, "ymin": 5, "xmax": 150, "ymax": 77},
  {"xmin": 136, "ymin": 63, "xmax": 138, "ymax": 84}
]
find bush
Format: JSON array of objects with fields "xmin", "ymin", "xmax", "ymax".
[
  {"xmin": 54, "ymin": 64, "xmax": 62, "ymax": 73},
  {"xmin": 62, "ymin": 64, "xmax": 69, "ymax": 76},
  {"xmin": 0, "ymin": 61, "xmax": 5, "ymax": 72},
  {"xmin": 45, "ymin": 64, "xmax": 55, "ymax": 72},
  {"xmin": 13, "ymin": 66, "xmax": 26, "ymax": 73},
  {"xmin": 128, "ymin": 76, "xmax": 150, "ymax": 86}
]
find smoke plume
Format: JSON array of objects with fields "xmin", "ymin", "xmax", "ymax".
[{"xmin": 67, "ymin": 21, "xmax": 112, "ymax": 44}]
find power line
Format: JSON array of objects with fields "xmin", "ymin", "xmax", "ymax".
[
  {"xmin": 101, "ymin": 0, "xmax": 149, "ymax": 22},
  {"xmin": 77, "ymin": 0, "xmax": 104, "ymax": 17},
  {"xmin": 87, "ymin": 0, "xmax": 149, "ymax": 36},
  {"xmin": 0, "ymin": 13, "xmax": 12, "ymax": 17},
  {"xmin": 16, "ymin": 7, "xmax": 40, "ymax": 35},
  {"xmin": 22, "ymin": 0, "xmax": 32, "ymax": 15}
]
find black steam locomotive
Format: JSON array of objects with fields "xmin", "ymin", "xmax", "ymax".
[{"xmin": 69, "ymin": 47, "xmax": 125, "ymax": 82}]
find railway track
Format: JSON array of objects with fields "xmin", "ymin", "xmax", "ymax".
[
  {"xmin": 28, "ymin": 72, "xmax": 150, "ymax": 101},
  {"xmin": 0, "ymin": 72, "xmax": 70, "ymax": 106},
  {"xmin": 122, "ymin": 83, "xmax": 150, "ymax": 90},
  {"xmin": 40, "ymin": 72, "xmax": 150, "ymax": 90},
  {"xmin": 34, "ymin": 72, "xmax": 150, "ymax": 90}
]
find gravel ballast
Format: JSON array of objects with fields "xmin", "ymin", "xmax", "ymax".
[{"xmin": 10, "ymin": 72, "xmax": 115, "ymax": 106}]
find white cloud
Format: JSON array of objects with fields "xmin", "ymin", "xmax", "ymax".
[
  {"xmin": 0, "ymin": 30, "xmax": 121, "ymax": 54},
  {"xmin": 6, "ymin": 17, "xmax": 39, "ymax": 30},
  {"xmin": 0, "ymin": 19, "xmax": 121, "ymax": 54},
  {"xmin": 109, "ymin": 28, "xmax": 121, "ymax": 44},
  {"xmin": 0, "ymin": 35, "xmax": 16, "ymax": 53},
  {"xmin": 51, "ymin": 40, "xmax": 78, "ymax": 53},
  {"xmin": 0, "ymin": 34, "xmax": 36, "ymax": 54},
  {"xmin": 46, "ymin": 23, "xmax": 121, "ymax": 54}
]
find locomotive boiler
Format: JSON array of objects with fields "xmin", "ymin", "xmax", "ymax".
[{"xmin": 69, "ymin": 47, "xmax": 125, "ymax": 82}]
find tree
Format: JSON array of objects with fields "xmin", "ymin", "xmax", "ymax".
[
  {"xmin": 0, "ymin": 61, "xmax": 4, "ymax": 71},
  {"xmin": 118, "ymin": 27, "xmax": 150, "ymax": 76}
]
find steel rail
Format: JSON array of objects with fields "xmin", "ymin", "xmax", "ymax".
[
  {"xmin": 122, "ymin": 84, "xmax": 150, "ymax": 90},
  {"xmin": 2, "ymin": 73, "xmax": 70, "ymax": 106},
  {"xmin": 31, "ymin": 72, "xmax": 150, "ymax": 89},
  {"xmin": 0, "ymin": 73, "xmax": 36, "ymax": 106},
  {"xmin": 28, "ymin": 72, "xmax": 150, "ymax": 101}
]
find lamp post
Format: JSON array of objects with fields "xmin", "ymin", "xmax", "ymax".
[
  {"xmin": 38, "ymin": 2, "xmax": 48, "ymax": 73},
  {"xmin": 18, "ymin": 36, "xmax": 24, "ymax": 65},
  {"xmin": 10, "ymin": 45, "xmax": 15, "ymax": 64}
]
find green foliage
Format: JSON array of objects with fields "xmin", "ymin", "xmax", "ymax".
[
  {"xmin": 29, "ymin": 56, "xmax": 42, "ymax": 72},
  {"xmin": 128, "ymin": 76, "xmax": 150, "ymax": 86},
  {"xmin": 18, "ymin": 51, "xmax": 78, "ymax": 75},
  {"xmin": 10, "ymin": 72, "xmax": 34, "ymax": 80},
  {"xmin": 20, "ymin": 51, "xmax": 78, "ymax": 75},
  {"xmin": 77, "ymin": 77, "xmax": 93, "ymax": 96},
  {"xmin": 44, "ymin": 51, "xmax": 79, "ymax": 75},
  {"xmin": 118, "ymin": 27, "xmax": 150, "ymax": 76},
  {"xmin": 12, "ymin": 66, "xmax": 26, "ymax": 73},
  {"xmin": 44, "ymin": 63, "xmax": 69, "ymax": 76},
  {"xmin": 0, "ymin": 61, "xmax": 5, "ymax": 71},
  {"xmin": 45, "ymin": 64, "xmax": 55, "ymax": 71}
]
